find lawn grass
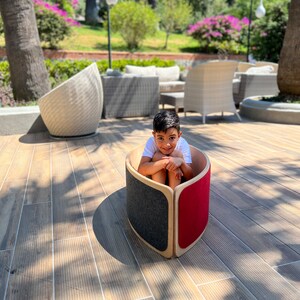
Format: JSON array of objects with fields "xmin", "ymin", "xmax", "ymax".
[
  {"xmin": 52, "ymin": 24, "xmax": 200, "ymax": 53},
  {"xmin": 0, "ymin": 24, "xmax": 199, "ymax": 53}
]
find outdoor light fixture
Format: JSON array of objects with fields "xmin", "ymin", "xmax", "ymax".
[
  {"xmin": 247, "ymin": 0, "xmax": 266, "ymax": 62},
  {"xmin": 106, "ymin": 0, "xmax": 118, "ymax": 69}
]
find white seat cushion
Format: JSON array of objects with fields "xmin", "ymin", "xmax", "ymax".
[
  {"xmin": 125, "ymin": 65, "xmax": 156, "ymax": 76},
  {"xmin": 155, "ymin": 66, "xmax": 180, "ymax": 82},
  {"xmin": 232, "ymin": 78, "xmax": 241, "ymax": 94},
  {"xmin": 246, "ymin": 66, "xmax": 274, "ymax": 74}
]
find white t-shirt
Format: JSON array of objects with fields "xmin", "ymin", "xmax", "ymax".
[{"xmin": 142, "ymin": 136, "xmax": 192, "ymax": 164}]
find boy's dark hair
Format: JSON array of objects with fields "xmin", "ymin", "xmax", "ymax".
[{"xmin": 153, "ymin": 111, "xmax": 180, "ymax": 132}]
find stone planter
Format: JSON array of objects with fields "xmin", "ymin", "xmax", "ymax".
[{"xmin": 239, "ymin": 96, "xmax": 300, "ymax": 125}]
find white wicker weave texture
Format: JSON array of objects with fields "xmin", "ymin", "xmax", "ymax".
[
  {"xmin": 101, "ymin": 76, "xmax": 159, "ymax": 118},
  {"xmin": 38, "ymin": 63, "xmax": 103, "ymax": 137},
  {"xmin": 184, "ymin": 60, "xmax": 241, "ymax": 123}
]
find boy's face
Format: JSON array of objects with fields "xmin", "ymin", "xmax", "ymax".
[{"xmin": 152, "ymin": 128, "xmax": 182, "ymax": 156}]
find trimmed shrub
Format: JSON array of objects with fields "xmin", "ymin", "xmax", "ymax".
[
  {"xmin": 44, "ymin": 58, "xmax": 175, "ymax": 87},
  {"xmin": 0, "ymin": 58, "xmax": 175, "ymax": 93},
  {"xmin": 109, "ymin": 1, "xmax": 158, "ymax": 50}
]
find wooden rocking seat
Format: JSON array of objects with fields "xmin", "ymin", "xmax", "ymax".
[{"xmin": 125, "ymin": 144, "xmax": 211, "ymax": 258}]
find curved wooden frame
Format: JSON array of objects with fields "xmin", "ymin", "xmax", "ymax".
[{"xmin": 125, "ymin": 144, "xmax": 211, "ymax": 258}]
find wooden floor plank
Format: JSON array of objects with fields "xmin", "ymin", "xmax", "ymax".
[
  {"xmin": 198, "ymin": 277, "xmax": 256, "ymax": 300},
  {"xmin": 203, "ymin": 216, "xmax": 300, "ymax": 299},
  {"xmin": 88, "ymin": 193, "xmax": 152, "ymax": 300},
  {"xmin": 54, "ymin": 236, "xmax": 102, "ymax": 300},
  {"xmin": 179, "ymin": 239, "xmax": 234, "ymax": 285},
  {"xmin": 0, "ymin": 137, "xmax": 19, "ymax": 186},
  {"xmin": 68, "ymin": 141, "xmax": 105, "ymax": 199},
  {"xmin": 242, "ymin": 206, "xmax": 300, "ymax": 254},
  {"xmin": 6, "ymin": 202, "xmax": 53, "ymax": 300},
  {"xmin": 0, "ymin": 119, "xmax": 300, "ymax": 299},
  {"xmin": 51, "ymin": 142, "xmax": 87, "ymax": 240},
  {"xmin": 275, "ymin": 261, "xmax": 300, "ymax": 290},
  {"xmin": 86, "ymin": 140, "xmax": 125, "ymax": 195},
  {"xmin": 0, "ymin": 180, "xmax": 27, "ymax": 250},
  {"xmin": 0, "ymin": 250, "xmax": 11, "ymax": 299},
  {"xmin": 25, "ymin": 144, "xmax": 51, "ymax": 205},
  {"xmin": 5, "ymin": 142, "xmax": 34, "ymax": 181},
  {"xmin": 209, "ymin": 190, "xmax": 300, "ymax": 266}
]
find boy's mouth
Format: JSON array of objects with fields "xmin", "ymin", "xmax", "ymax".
[{"xmin": 161, "ymin": 147, "xmax": 172, "ymax": 154}]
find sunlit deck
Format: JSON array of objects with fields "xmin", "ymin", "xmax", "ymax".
[{"xmin": 0, "ymin": 114, "xmax": 299, "ymax": 299}]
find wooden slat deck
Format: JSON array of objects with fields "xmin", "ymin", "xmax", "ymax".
[{"xmin": 0, "ymin": 114, "xmax": 299, "ymax": 299}]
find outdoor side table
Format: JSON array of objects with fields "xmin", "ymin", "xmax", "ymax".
[
  {"xmin": 101, "ymin": 76, "xmax": 159, "ymax": 118},
  {"xmin": 160, "ymin": 92, "xmax": 184, "ymax": 113}
]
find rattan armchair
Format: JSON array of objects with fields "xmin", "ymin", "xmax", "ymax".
[
  {"xmin": 184, "ymin": 60, "xmax": 241, "ymax": 123},
  {"xmin": 38, "ymin": 63, "xmax": 103, "ymax": 138}
]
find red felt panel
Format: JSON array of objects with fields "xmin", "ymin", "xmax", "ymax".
[{"xmin": 178, "ymin": 167, "xmax": 211, "ymax": 249}]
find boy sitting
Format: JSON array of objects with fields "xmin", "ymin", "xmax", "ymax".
[{"xmin": 138, "ymin": 111, "xmax": 193, "ymax": 190}]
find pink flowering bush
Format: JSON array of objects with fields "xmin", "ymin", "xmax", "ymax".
[
  {"xmin": 34, "ymin": 0, "xmax": 80, "ymax": 26},
  {"xmin": 33, "ymin": 0, "xmax": 80, "ymax": 49},
  {"xmin": 187, "ymin": 15, "xmax": 249, "ymax": 54}
]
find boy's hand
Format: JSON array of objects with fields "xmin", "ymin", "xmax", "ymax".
[
  {"xmin": 173, "ymin": 168, "xmax": 183, "ymax": 180},
  {"xmin": 163, "ymin": 156, "xmax": 183, "ymax": 172}
]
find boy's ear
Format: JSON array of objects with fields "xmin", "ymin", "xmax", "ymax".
[
  {"xmin": 152, "ymin": 131, "xmax": 155, "ymax": 136},
  {"xmin": 178, "ymin": 131, "xmax": 182, "ymax": 138}
]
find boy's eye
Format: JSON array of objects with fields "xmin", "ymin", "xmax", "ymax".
[
  {"xmin": 170, "ymin": 136, "xmax": 176, "ymax": 141},
  {"xmin": 157, "ymin": 137, "xmax": 164, "ymax": 141}
]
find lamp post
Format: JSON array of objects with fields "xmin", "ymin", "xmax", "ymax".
[
  {"xmin": 247, "ymin": 0, "xmax": 266, "ymax": 62},
  {"xmin": 106, "ymin": 0, "xmax": 118, "ymax": 70}
]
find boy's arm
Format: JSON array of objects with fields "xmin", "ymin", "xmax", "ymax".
[
  {"xmin": 138, "ymin": 156, "xmax": 168, "ymax": 176},
  {"xmin": 180, "ymin": 161, "xmax": 193, "ymax": 180},
  {"xmin": 165, "ymin": 154, "xmax": 193, "ymax": 180}
]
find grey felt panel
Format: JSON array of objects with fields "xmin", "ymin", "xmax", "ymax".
[{"xmin": 126, "ymin": 170, "xmax": 169, "ymax": 251}]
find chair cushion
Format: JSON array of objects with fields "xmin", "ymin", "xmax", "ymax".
[
  {"xmin": 125, "ymin": 65, "xmax": 156, "ymax": 76},
  {"xmin": 246, "ymin": 66, "xmax": 274, "ymax": 74},
  {"xmin": 159, "ymin": 81, "xmax": 185, "ymax": 93},
  {"xmin": 232, "ymin": 78, "xmax": 241, "ymax": 94},
  {"xmin": 155, "ymin": 66, "xmax": 180, "ymax": 82}
]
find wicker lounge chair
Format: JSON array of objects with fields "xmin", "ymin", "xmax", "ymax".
[
  {"xmin": 233, "ymin": 73, "xmax": 279, "ymax": 106},
  {"xmin": 101, "ymin": 76, "xmax": 159, "ymax": 118},
  {"xmin": 183, "ymin": 60, "xmax": 241, "ymax": 123},
  {"xmin": 38, "ymin": 63, "xmax": 103, "ymax": 138},
  {"xmin": 126, "ymin": 144, "xmax": 211, "ymax": 258}
]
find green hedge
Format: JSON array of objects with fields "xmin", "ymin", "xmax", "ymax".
[{"xmin": 0, "ymin": 57, "xmax": 176, "ymax": 89}]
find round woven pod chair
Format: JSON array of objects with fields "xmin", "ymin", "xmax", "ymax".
[
  {"xmin": 125, "ymin": 144, "xmax": 211, "ymax": 258},
  {"xmin": 38, "ymin": 63, "xmax": 103, "ymax": 138}
]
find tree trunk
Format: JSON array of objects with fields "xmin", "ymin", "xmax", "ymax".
[
  {"xmin": 148, "ymin": 0, "xmax": 157, "ymax": 9},
  {"xmin": 0, "ymin": 0, "xmax": 50, "ymax": 101},
  {"xmin": 164, "ymin": 32, "xmax": 170, "ymax": 49},
  {"xmin": 277, "ymin": 0, "xmax": 300, "ymax": 95},
  {"xmin": 85, "ymin": 0, "xmax": 99, "ymax": 25}
]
